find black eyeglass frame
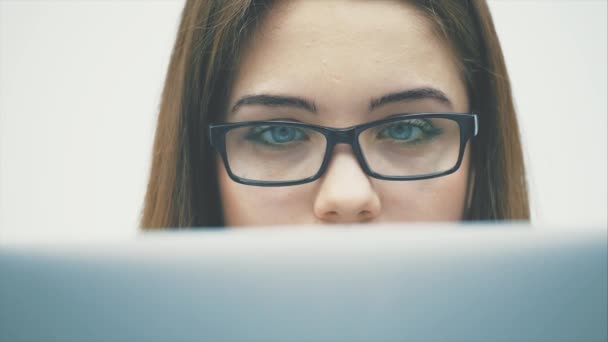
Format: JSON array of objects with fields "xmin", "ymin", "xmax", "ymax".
[{"xmin": 209, "ymin": 113, "xmax": 478, "ymax": 187}]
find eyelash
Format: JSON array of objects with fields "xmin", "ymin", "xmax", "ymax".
[
  {"xmin": 374, "ymin": 119, "xmax": 442, "ymax": 142},
  {"xmin": 244, "ymin": 125, "xmax": 309, "ymax": 146},
  {"xmin": 240, "ymin": 117, "xmax": 442, "ymax": 146}
]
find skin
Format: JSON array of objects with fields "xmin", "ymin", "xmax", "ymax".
[{"xmin": 218, "ymin": 0, "xmax": 471, "ymax": 226}]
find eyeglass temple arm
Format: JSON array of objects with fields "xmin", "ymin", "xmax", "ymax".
[{"xmin": 473, "ymin": 114, "xmax": 478, "ymax": 137}]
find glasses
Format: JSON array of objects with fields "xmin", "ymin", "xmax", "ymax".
[{"xmin": 209, "ymin": 113, "xmax": 478, "ymax": 186}]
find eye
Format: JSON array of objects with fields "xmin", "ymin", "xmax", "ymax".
[
  {"xmin": 246, "ymin": 125, "xmax": 309, "ymax": 145},
  {"xmin": 375, "ymin": 119, "xmax": 442, "ymax": 144},
  {"xmin": 379, "ymin": 123, "xmax": 421, "ymax": 141}
]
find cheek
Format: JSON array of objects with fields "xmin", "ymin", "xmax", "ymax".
[
  {"xmin": 218, "ymin": 163, "xmax": 314, "ymax": 226},
  {"xmin": 377, "ymin": 176, "xmax": 467, "ymax": 221},
  {"xmin": 376, "ymin": 148, "xmax": 470, "ymax": 221}
]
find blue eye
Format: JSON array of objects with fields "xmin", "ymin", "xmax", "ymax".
[
  {"xmin": 265, "ymin": 126, "xmax": 297, "ymax": 143},
  {"xmin": 246, "ymin": 125, "xmax": 308, "ymax": 145},
  {"xmin": 382, "ymin": 123, "xmax": 422, "ymax": 141},
  {"xmin": 376, "ymin": 119, "xmax": 441, "ymax": 143}
]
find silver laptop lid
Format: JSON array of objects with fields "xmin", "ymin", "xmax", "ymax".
[{"xmin": 1, "ymin": 224, "xmax": 606, "ymax": 342}]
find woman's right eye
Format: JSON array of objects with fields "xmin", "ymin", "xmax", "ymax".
[{"xmin": 245, "ymin": 125, "xmax": 308, "ymax": 145}]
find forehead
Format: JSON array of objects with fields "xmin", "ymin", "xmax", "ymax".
[{"xmin": 230, "ymin": 0, "xmax": 467, "ymax": 114}]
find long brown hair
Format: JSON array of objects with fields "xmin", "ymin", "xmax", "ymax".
[{"xmin": 141, "ymin": 0, "xmax": 529, "ymax": 229}]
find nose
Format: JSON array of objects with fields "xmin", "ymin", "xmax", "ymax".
[{"xmin": 313, "ymin": 145, "xmax": 381, "ymax": 223}]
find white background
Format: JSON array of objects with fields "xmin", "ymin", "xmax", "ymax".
[{"xmin": 1, "ymin": 0, "xmax": 606, "ymax": 242}]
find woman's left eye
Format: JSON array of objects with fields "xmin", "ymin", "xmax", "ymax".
[
  {"xmin": 377, "ymin": 123, "xmax": 423, "ymax": 142},
  {"xmin": 262, "ymin": 126, "xmax": 306, "ymax": 144}
]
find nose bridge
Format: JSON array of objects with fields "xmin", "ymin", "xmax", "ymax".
[
  {"xmin": 313, "ymin": 136, "xmax": 381, "ymax": 223},
  {"xmin": 324, "ymin": 127, "xmax": 367, "ymax": 177}
]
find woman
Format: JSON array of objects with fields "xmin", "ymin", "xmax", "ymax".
[{"xmin": 141, "ymin": 0, "xmax": 529, "ymax": 229}]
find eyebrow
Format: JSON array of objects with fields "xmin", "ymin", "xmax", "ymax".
[
  {"xmin": 231, "ymin": 94, "xmax": 317, "ymax": 113},
  {"xmin": 369, "ymin": 87, "xmax": 453, "ymax": 111},
  {"xmin": 230, "ymin": 87, "xmax": 452, "ymax": 114}
]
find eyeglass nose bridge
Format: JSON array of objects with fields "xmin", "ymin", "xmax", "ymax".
[
  {"xmin": 320, "ymin": 126, "xmax": 371, "ymax": 178},
  {"xmin": 323, "ymin": 127, "xmax": 365, "ymax": 166},
  {"xmin": 326, "ymin": 127, "xmax": 357, "ymax": 146}
]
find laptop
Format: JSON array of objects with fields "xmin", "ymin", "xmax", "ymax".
[{"xmin": 1, "ymin": 223, "xmax": 606, "ymax": 342}]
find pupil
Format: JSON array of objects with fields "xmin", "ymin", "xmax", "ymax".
[
  {"xmin": 272, "ymin": 127, "xmax": 293, "ymax": 142},
  {"xmin": 391, "ymin": 124, "xmax": 411, "ymax": 138}
]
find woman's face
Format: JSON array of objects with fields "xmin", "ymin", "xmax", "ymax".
[{"xmin": 218, "ymin": 0, "xmax": 471, "ymax": 226}]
